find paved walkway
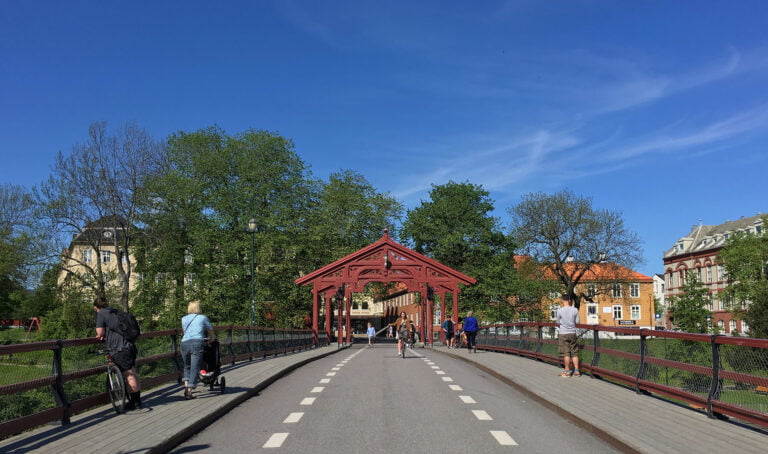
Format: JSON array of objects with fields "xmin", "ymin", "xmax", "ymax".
[
  {"xmin": 1, "ymin": 343, "xmax": 765, "ymax": 453},
  {"xmin": 439, "ymin": 346, "xmax": 767, "ymax": 454}
]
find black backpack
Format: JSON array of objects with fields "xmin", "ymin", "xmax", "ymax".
[{"xmin": 108, "ymin": 308, "xmax": 141, "ymax": 342}]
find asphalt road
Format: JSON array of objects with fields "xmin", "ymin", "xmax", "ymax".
[{"xmin": 171, "ymin": 343, "xmax": 620, "ymax": 453}]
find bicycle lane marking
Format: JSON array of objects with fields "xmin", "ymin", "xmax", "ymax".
[
  {"xmin": 424, "ymin": 354, "xmax": 520, "ymax": 448},
  {"xmin": 264, "ymin": 347, "xmax": 365, "ymax": 449}
]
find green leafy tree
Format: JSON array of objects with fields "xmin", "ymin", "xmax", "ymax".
[
  {"xmin": 137, "ymin": 127, "xmax": 317, "ymax": 328},
  {"xmin": 718, "ymin": 217, "xmax": 768, "ymax": 337},
  {"xmin": 668, "ymin": 272, "xmax": 714, "ymax": 334},
  {"xmin": 508, "ymin": 189, "xmax": 642, "ymax": 308},
  {"xmin": 400, "ymin": 181, "xmax": 517, "ymax": 319}
]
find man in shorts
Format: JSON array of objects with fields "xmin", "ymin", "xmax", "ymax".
[
  {"xmin": 442, "ymin": 317, "xmax": 454, "ymax": 348},
  {"xmin": 94, "ymin": 296, "xmax": 142, "ymax": 409},
  {"xmin": 556, "ymin": 293, "xmax": 581, "ymax": 377}
]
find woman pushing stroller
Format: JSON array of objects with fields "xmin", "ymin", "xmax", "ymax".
[{"xmin": 180, "ymin": 300, "xmax": 215, "ymax": 399}]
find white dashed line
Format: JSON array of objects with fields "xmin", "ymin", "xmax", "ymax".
[
  {"xmin": 326, "ymin": 372, "xmax": 336, "ymax": 376},
  {"xmin": 436, "ymin": 370, "xmax": 446, "ymax": 375},
  {"xmin": 459, "ymin": 395, "xmax": 476, "ymax": 404},
  {"xmin": 311, "ymin": 387, "xmax": 324, "ymax": 393},
  {"xmin": 427, "ymin": 362, "xmax": 435, "ymax": 365},
  {"xmin": 430, "ymin": 366, "xmax": 440, "ymax": 369},
  {"xmin": 490, "ymin": 431, "xmax": 518, "ymax": 446},
  {"xmin": 320, "ymin": 378, "xmax": 330, "ymax": 384},
  {"xmin": 473, "ymin": 410, "xmax": 492, "ymax": 420},
  {"xmin": 283, "ymin": 412, "xmax": 304, "ymax": 423},
  {"xmin": 449, "ymin": 385, "xmax": 463, "ymax": 391},
  {"xmin": 300, "ymin": 397, "xmax": 316, "ymax": 405},
  {"xmin": 336, "ymin": 364, "xmax": 345, "ymax": 367},
  {"xmin": 332, "ymin": 367, "xmax": 340, "ymax": 371},
  {"xmin": 263, "ymin": 433, "xmax": 289, "ymax": 448},
  {"xmin": 441, "ymin": 377, "xmax": 454, "ymax": 382}
]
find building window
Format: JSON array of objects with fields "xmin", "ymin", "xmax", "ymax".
[
  {"xmin": 82, "ymin": 249, "xmax": 93, "ymax": 263},
  {"xmin": 586, "ymin": 284, "xmax": 597, "ymax": 298},
  {"xmin": 729, "ymin": 319, "xmax": 737, "ymax": 333},
  {"xmin": 630, "ymin": 305, "xmax": 641, "ymax": 320},
  {"xmin": 611, "ymin": 283, "xmax": 622, "ymax": 298},
  {"xmin": 707, "ymin": 266, "xmax": 713, "ymax": 283},
  {"xmin": 101, "ymin": 251, "xmax": 111, "ymax": 263},
  {"xmin": 587, "ymin": 305, "xmax": 598, "ymax": 316},
  {"xmin": 679, "ymin": 270, "xmax": 685, "ymax": 286},
  {"xmin": 717, "ymin": 320, "xmax": 725, "ymax": 331},
  {"xmin": 630, "ymin": 283, "xmax": 640, "ymax": 298},
  {"xmin": 717, "ymin": 265, "xmax": 724, "ymax": 281},
  {"xmin": 696, "ymin": 267, "xmax": 702, "ymax": 281},
  {"xmin": 550, "ymin": 304, "xmax": 559, "ymax": 320},
  {"xmin": 612, "ymin": 305, "xmax": 623, "ymax": 320},
  {"xmin": 742, "ymin": 320, "xmax": 750, "ymax": 333}
]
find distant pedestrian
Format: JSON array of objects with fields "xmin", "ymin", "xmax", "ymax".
[
  {"xmin": 387, "ymin": 325, "xmax": 394, "ymax": 339},
  {"xmin": 556, "ymin": 293, "xmax": 581, "ymax": 377},
  {"xmin": 367, "ymin": 322, "xmax": 375, "ymax": 346},
  {"xmin": 463, "ymin": 311, "xmax": 478, "ymax": 353},
  {"xmin": 442, "ymin": 318, "xmax": 454, "ymax": 348}
]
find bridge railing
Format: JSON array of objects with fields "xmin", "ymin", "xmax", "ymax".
[
  {"xmin": 476, "ymin": 322, "xmax": 768, "ymax": 428},
  {"xmin": 0, "ymin": 326, "xmax": 328, "ymax": 440}
]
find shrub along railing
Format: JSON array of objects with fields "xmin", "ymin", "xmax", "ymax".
[
  {"xmin": 0, "ymin": 326, "xmax": 327, "ymax": 440},
  {"xmin": 476, "ymin": 322, "xmax": 768, "ymax": 428}
]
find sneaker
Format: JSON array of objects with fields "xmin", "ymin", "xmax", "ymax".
[
  {"xmin": 558, "ymin": 370, "xmax": 572, "ymax": 377},
  {"xmin": 572, "ymin": 370, "xmax": 581, "ymax": 377},
  {"xmin": 124, "ymin": 401, "xmax": 137, "ymax": 411}
]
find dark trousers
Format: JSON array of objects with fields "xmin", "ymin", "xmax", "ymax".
[{"xmin": 465, "ymin": 331, "xmax": 477, "ymax": 350}]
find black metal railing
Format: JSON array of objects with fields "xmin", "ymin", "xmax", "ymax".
[
  {"xmin": 0, "ymin": 326, "xmax": 328, "ymax": 439},
  {"xmin": 475, "ymin": 322, "xmax": 768, "ymax": 428}
]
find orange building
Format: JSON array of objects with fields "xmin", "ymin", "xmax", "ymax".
[{"xmin": 543, "ymin": 263, "xmax": 656, "ymax": 333}]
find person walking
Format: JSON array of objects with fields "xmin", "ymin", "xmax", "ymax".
[
  {"xmin": 442, "ymin": 317, "xmax": 454, "ymax": 348},
  {"xmin": 556, "ymin": 293, "xmax": 581, "ymax": 377},
  {"xmin": 387, "ymin": 325, "xmax": 394, "ymax": 339},
  {"xmin": 180, "ymin": 300, "xmax": 215, "ymax": 399},
  {"xmin": 463, "ymin": 311, "xmax": 478, "ymax": 353},
  {"xmin": 366, "ymin": 322, "xmax": 376, "ymax": 346},
  {"xmin": 94, "ymin": 296, "xmax": 142, "ymax": 410}
]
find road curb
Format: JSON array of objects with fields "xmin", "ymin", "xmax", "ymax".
[
  {"xmin": 434, "ymin": 348, "xmax": 643, "ymax": 454},
  {"xmin": 149, "ymin": 345, "xmax": 348, "ymax": 454}
]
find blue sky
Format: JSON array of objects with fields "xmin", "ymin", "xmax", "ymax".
[{"xmin": 2, "ymin": 1, "xmax": 767, "ymax": 278}]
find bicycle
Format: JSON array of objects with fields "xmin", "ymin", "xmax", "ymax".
[{"xmin": 98, "ymin": 350, "xmax": 127, "ymax": 414}]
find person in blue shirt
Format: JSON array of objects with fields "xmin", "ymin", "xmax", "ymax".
[
  {"xmin": 366, "ymin": 322, "xmax": 376, "ymax": 346},
  {"xmin": 462, "ymin": 310, "xmax": 479, "ymax": 353},
  {"xmin": 180, "ymin": 300, "xmax": 215, "ymax": 399}
]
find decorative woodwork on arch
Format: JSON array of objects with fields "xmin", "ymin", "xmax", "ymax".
[{"xmin": 295, "ymin": 229, "xmax": 476, "ymax": 345}]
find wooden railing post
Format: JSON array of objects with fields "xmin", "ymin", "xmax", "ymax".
[{"xmin": 51, "ymin": 340, "xmax": 71, "ymax": 425}]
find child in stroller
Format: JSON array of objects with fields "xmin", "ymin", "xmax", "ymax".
[{"xmin": 198, "ymin": 339, "xmax": 226, "ymax": 393}]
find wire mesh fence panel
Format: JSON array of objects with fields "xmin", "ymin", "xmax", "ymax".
[
  {"xmin": 718, "ymin": 344, "xmax": 768, "ymax": 414},
  {"xmin": 597, "ymin": 338, "xmax": 642, "ymax": 378},
  {"xmin": 0, "ymin": 388, "xmax": 56, "ymax": 425},
  {"xmin": 0, "ymin": 349, "xmax": 51, "ymax": 386}
]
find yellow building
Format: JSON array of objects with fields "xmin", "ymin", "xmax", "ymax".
[{"xmin": 57, "ymin": 216, "xmax": 138, "ymax": 301}]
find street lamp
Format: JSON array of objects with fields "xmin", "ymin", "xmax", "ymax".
[{"xmin": 248, "ymin": 218, "xmax": 257, "ymax": 326}]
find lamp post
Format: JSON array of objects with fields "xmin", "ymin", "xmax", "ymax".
[{"xmin": 248, "ymin": 218, "xmax": 257, "ymax": 326}]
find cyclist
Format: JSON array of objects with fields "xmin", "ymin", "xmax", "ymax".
[
  {"xmin": 388, "ymin": 312, "xmax": 415, "ymax": 356},
  {"xmin": 94, "ymin": 296, "xmax": 142, "ymax": 410}
]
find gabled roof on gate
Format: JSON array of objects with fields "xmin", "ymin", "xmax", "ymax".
[{"xmin": 294, "ymin": 230, "xmax": 476, "ymax": 287}]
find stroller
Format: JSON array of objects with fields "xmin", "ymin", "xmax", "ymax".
[{"xmin": 198, "ymin": 339, "xmax": 226, "ymax": 393}]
